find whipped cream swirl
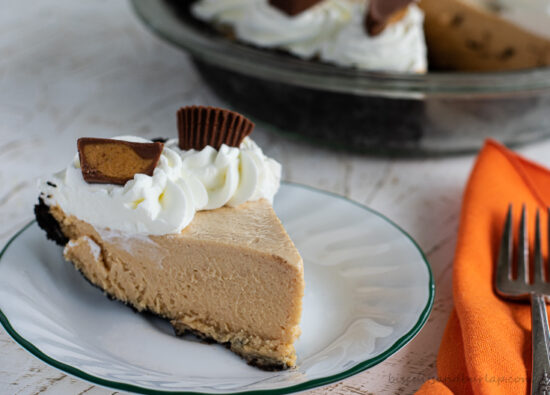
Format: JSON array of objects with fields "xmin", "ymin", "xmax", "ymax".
[
  {"xmin": 191, "ymin": 0, "xmax": 427, "ymax": 73},
  {"xmin": 40, "ymin": 136, "xmax": 281, "ymax": 235},
  {"xmin": 321, "ymin": 3, "xmax": 427, "ymax": 72},
  {"xmin": 170, "ymin": 138, "xmax": 281, "ymax": 210},
  {"xmin": 193, "ymin": 0, "xmax": 354, "ymax": 58}
]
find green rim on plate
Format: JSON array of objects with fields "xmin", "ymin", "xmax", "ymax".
[{"xmin": 0, "ymin": 183, "xmax": 435, "ymax": 395}]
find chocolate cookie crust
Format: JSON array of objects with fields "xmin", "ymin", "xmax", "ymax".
[{"xmin": 34, "ymin": 198, "xmax": 68, "ymax": 246}]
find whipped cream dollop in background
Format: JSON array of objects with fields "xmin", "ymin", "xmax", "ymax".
[
  {"xmin": 191, "ymin": 0, "xmax": 427, "ymax": 73},
  {"xmin": 40, "ymin": 136, "xmax": 281, "ymax": 235},
  {"xmin": 320, "ymin": 1, "xmax": 426, "ymax": 72},
  {"xmin": 469, "ymin": 0, "xmax": 550, "ymax": 39}
]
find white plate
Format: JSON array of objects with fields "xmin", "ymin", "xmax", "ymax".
[{"xmin": 0, "ymin": 183, "xmax": 434, "ymax": 394}]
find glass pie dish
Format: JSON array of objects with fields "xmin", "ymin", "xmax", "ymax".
[{"xmin": 131, "ymin": 0, "xmax": 550, "ymax": 155}]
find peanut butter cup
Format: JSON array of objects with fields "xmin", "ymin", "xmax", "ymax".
[
  {"xmin": 177, "ymin": 106, "xmax": 254, "ymax": 150},
  {"xmin": 77, "ymin": 138, "xmax": 164, "ymax": 185},
  {"xmin": 365, "ymin": 0, "xmax": 414, "ymax": 36},
  {"xmin": 268, "ymin": 0, "xmax": 323, "ymax": 16}
]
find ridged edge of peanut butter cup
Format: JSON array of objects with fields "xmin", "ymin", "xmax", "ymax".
[
  {"xmin": 268, "ymin": 0, "xmax": 323, "ymax": 16},
  {"xmin": 365, "ymin": 0, "xmax": 414, "ymax": 36},
  {"xmin": 177, "ymin": 106, "xmax": 254, "ymax": 151}
]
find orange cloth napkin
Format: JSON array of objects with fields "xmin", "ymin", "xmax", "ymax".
[{"xmin": 416, "ymin": 140, "xmax": 550, "ymax": 395}]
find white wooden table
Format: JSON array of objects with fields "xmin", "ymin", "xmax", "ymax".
[{"xmin": 1, "ymin": 1, "xmax": 550, "ymax": 394}]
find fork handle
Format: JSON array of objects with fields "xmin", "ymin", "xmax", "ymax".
[{"xmin": 531, "ymin": 292, "xmax": 550, "ymax": 394}]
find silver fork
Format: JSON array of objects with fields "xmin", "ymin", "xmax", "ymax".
[{"xmin": 496, "ymin": 205, "xmax": 550, "ymax": 394}]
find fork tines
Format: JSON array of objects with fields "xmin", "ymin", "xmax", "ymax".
[{"xmin": 495, "ymin": 205, "xmax": 550, "ymax": 298}]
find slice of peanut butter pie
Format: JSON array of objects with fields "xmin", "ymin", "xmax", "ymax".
[{"xmin": 35, "ymin": 106, "xmax": 304, "ymax": 370}]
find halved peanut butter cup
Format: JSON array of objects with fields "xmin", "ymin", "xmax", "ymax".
[
  {"xmin": 365, "ymin": 0, "xmax": 414, "ymax": 36},
  {"xmin": 77, "ymin": 138, "xmax": 164, "ymax": 185}
]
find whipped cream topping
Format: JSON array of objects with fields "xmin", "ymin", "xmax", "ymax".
[
  {"xmin": 469, "ymin": 0, "xmax": 550, "ymax": 39},
  {"xmin": 193, "ymin": 0, "xmax": 355, "ymax": 59},
  {"xmin": 321, "ymin": 2, "xmax": 426, "ymax": 72},
  {"xmin": 169, "ymin": 138, "xmax": 281, "ymax": 210},
  {"xmin": 40, "ymin": 136, "xmax": 281, "ymax": 235},
  {"xmin": 191, "ymin": 0, "xmax": 427, "ymax": 73}
]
